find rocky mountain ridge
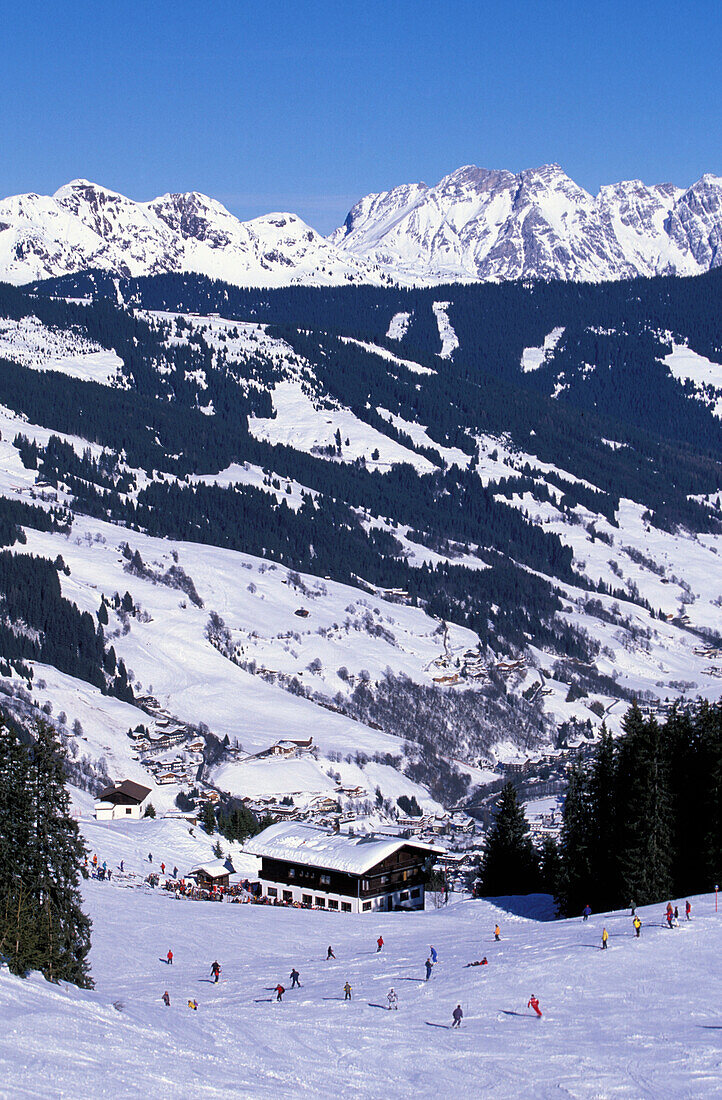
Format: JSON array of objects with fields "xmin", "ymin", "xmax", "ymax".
[{"xmin": 1, "ymin": 166, "xmax": 721, "ymax": 287}]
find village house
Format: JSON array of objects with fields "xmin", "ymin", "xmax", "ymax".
[
  {"xmin": 268, "ymin": 737, "xmax": 314, "ymax": 758},
  {"xmin": 245, "ymin": 822, "xmax": 443, "ymax": 913},
  {"xmin": 94, "ymin": 780, "xmax": 153, "ymax": 821}
]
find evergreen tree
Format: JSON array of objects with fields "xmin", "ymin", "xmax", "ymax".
[
  {"xmin": 587, "ymin": 727, "xmax": 619, "ymax": 908},
  {"xmin": 478, "ymin": 782, "xmax": 538, "ymax": 896},
  {"xmin": 25, "ymin": 722, "xmax": 93, "ymax": 987},
  {"xmin": 557, "ymin": 757, "xmax": 593, "ymax": 916},
  {"xmin": 200, "ymin": 801, "xmax": 216, "ymax": 835},
  {"xmin": 615, "ymin": 706, "xmax": 673, "ymax": 906},
  {"xmin": 0, "ymin": 720, "xmax": 35, "ymax": 975},
  {"xmin": 537, "ymin": 834, "xmax": 562, "ymax": 902}
]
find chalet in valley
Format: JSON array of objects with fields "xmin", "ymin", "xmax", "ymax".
[
  {"xmin": 94, "ymin": 780, "xmax": 152, "ymax": 821},
  {"xmin": 245, "ymin": 822, "xmax": 443, "ymax": 913}
]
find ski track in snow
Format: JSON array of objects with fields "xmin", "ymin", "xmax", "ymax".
[
  {"xmin": 431, "ymin": 303, "xmax": 459, "ymax": 359},
  {"xmin": 1, "ymin": 832, "xmax": 720, "ymax": 1099}
]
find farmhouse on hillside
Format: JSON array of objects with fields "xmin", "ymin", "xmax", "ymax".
[
  {"xmin": 245, "ymin": 822, "xmax": 443, "ymax": 913},
  {"xmin": 94, "ymin": 780, "xmax": 152, "ymax": 821}
]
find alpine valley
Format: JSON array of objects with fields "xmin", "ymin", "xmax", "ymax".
[{"xmin": 0, "ymin": 170, "xmax": 719, "ymax": 826}]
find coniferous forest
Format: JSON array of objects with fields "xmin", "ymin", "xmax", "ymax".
[
  {"xmin": 555, "ymin": 701, "xmax": 722, "ymax": 914},
  {"xmin": 477, "ymin": 700, "xmax": 722, "ymax": 912}
]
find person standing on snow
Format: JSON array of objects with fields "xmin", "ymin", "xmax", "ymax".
[
  {"xmin": 376, "ymin": 936, "xmax": 384, "ymax": 953},
  {"xmin": 630, "ymin": 899, "xmax": 636, "ymax": 916},
  {"xmin": 162, "ymin": 991, "xmax": 170, "ymax": 1006},
  {"xmin": 387, "ymin": 988, "xmax": 398, "ymax": 1010},
  {"xmin": 633, "ymin": 916, "xmax": 642, "ymax": 938},
  {"xmin": 494, "ymin": 924, "xmax": 501, "ymax": 941},
  {"xmin": 601, "ymin": 927, "xmax": 609, "ymax": 949},
  {"xmin": 344, "ymin": 981, "xmax": 352, "ymax": 1000},
  {"xmin": 167, "ymin": 949, "xmax": 173, "ymax": 966},
  {"xmin": 275, "ymin": 984, "xmax": 285, "ymax": 1002},
  {"xmin": 425, "ymin": 957, "xmax": 434, "ymax": 981},
  {"xmin": 327, "ymin": 946, "xmax": 336, "ymax": 960},
  {"xmin": 686, "ymin": 900, "xmax": 691, "ymax": 921},
  {"xmin": 119, "ymin": 860, "xmax": 124, "ymax": 873},
  {"xmin": 210, "ymin": 961, "xmax": 221, "ymax": 983},
  {"xmin": 582, "ymin": 904, "xmax": 592, "ymax": 921},
  {"xmin": 430, "ymin": 945, "xmax": 438, "ymax": 964},
  {"xmin": 148, "ymin": 853, "xmax": 153, "ymax": 863},
  {"xmin": 161, "ymin": 863, "xmax": 165, "ymax": 875},
  {"xmin": 290, "ymin": 968, "xmax": 301, "ymax": 988},
  {"xmin": 528, "ymin": 995, "xmax": 542, "ymax": 1018},
  {"xmin": 173, "ymin": 866, "xmax": 178, "ymax": 879},
  {"xmin": 451, "ymin": 1004, "xmax": 463, "ymax": 1028}
]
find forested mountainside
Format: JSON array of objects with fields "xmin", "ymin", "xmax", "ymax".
[{"xmin": 0, "ymin": 267, "xmax": 719, "ymax": 812}]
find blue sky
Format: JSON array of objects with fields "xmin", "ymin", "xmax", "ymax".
[{"xmin": 2, "ymin": 0, "xmax": 720, "ymax": 233}]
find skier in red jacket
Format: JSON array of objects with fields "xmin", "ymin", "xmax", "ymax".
[
  {"xmin": 167, "ymin": 949, "xmax": 173, "ymax": 965},
  {"xmin": 528, "ymin": 995, "xmax": 542, "ymax": 1018},
  {"xmin": 377, "ymin": 936, "xmax": 384, "ymax": 953},
  {"xmin": 275, "ymin": 984, "xmax": 285, "ymax": 1002}
]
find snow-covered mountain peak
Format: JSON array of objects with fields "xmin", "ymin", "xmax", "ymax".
[{"xmin": 330, "ymin": 164, "xmax": 722, "ymax": 282}]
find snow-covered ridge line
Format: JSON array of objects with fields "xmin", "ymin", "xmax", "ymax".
[{"xmin": 3, "ymin": 165, "xmax": 722, "ymax": 288}]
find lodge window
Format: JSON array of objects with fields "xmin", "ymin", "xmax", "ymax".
[
  {"xmin": 362, "ymin": 879, "xmax": 369, "ymax": 890},
  {"xmin": 283, "ymin": 890, "xmax": 292, "ymax": 902},
  {"xmin": 267, "ymin": 888, "xmax": 277, "ymax": 898},
  {"xmin": 302, "ymin": 895, "xmax": 312, "ymax": 906},
  {"xmin": 341, "ymin": 902, "xmax": 351, "ymax": 912},
  {"xmin": 328, "ymin": 899, "xmax": 338, "ymax": 910},
  {"xmin": 411, "ymin": 888, "xmax": 421, "ymax": 898},
  {"xmin": 363, "ymin": 901, "xmax": 372, "ymax": 911},
  {"xmin": 288, "ymin": 868, "xmax": 296, "ymax": 878},
  {"xmin": 125, "ymin": 807, "xmax": 132, "ymax": 814},
  {"xmin": 315, "ymin": 897, "xmax": 326, "ymax": 907},
  {"xmin": 400, "ymin": 891, "xmax": 409, "ymax": 901},
  {"xmin": 320, "ymin": 874, "xmax": 331, "ymax": 885}
]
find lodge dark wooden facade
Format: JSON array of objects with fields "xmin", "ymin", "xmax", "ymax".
[{"xmin": 258, "ymin": 844, "xmax": 432, "ymax": 912}]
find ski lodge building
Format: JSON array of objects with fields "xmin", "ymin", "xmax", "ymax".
[
  {"xmin": 94, "ymin": 780, "xmax": 153, "ymax": 821},
  {"xmin": 245, "ymin": 822, "xmax": 443, "ymax": 913}
]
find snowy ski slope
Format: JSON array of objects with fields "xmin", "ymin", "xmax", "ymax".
[{"xmin": 1, "ymin": 804, "xmax": 721, "ymax": 1099}]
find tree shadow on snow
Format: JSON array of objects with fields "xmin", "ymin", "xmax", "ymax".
[
  {"xmin": 367, "ymin": 1003, "xmax": 391, "ymax": 1011},
  {"xmin": 425, "ymin": 1022, "xmax": 451, "ymax": 1029}
]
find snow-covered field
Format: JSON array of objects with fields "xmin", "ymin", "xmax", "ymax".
[
  {"xmin": 663, "ymin": 342, "xmax": 722, "ymax": 418},
  {"xmin": 1, "ymin": 806, "xmax": 721, "ymax": 1098}
]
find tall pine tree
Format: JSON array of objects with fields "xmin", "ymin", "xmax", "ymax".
[
  {"xmin": 615, "ymin": 706, "xmax": 673, "ymax": 907},
  {"xmin": 25, "ymin": 721, "xmax": 93, "ymax": 987},
  {"xmin": 478, "ymin": 782, "xmax": 538, "ymax": 896}
]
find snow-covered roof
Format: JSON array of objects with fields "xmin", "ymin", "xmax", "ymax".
[
  {"xmin": 244, "ymin": 822, "xmax": 444, "ymax": 875},
  {"xmin": 189, "ymin": 858, "xmax": 235, "ymax": 879}
]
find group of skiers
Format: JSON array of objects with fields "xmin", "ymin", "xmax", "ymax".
[{"xmin": 582, "ymin": 898, "xmax": 693, "ymax": 948}]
